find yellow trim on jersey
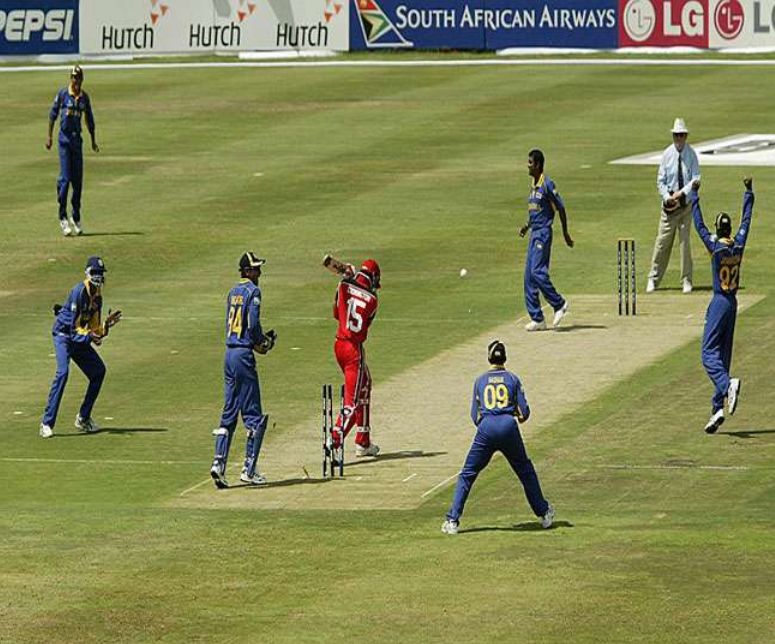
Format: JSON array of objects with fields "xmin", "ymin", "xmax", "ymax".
[{"xmin": 532, "ymin": 173, "xmax": 545, "ymax": 189}]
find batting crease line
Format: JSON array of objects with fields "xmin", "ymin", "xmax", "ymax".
[
  {"xmin": 4, "ymin": 59, "xmax": 775, "ymax": 74},
  {"xmin": 421, "ymin": 473, "xmax": 459, "ymax": 498}
]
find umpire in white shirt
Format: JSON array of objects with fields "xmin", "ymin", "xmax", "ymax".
[{"xmin": 647, "ymin": 118, "xmax": 701, "ymax": 294}]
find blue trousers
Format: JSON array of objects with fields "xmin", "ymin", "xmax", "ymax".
[
  {"xmin": 701, "ymin": 294, "xmax": 737, "ymax": 413},
  {"xmin": 214, "ymin": 348, "xmax": 267, "ymax": 473},
  {"xmin": 524, "ymin": 227, "xmax": 565, "ymax": 323},
  {"xmin": 447, "ymin": 416, "xmax": 549, "ymax": 522},
  {"xmin": 57, "ymin": 139, "xmax": 83, "ymax": 222},
  {"xmin": 42, "ymin": 335, "xmax": 106, "ymax": 428}
]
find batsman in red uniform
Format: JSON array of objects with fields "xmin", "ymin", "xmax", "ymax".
[{"xmin": 333, "ymin": 259, "xmax": 381, "ymax": 457}]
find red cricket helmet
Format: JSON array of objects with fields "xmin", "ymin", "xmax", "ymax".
[{"xmin": 359, "ymin": 259, "xmax": 381, "ymax": 290}]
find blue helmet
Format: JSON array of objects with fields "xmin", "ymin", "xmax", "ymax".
[{"xmin": 85, "ymin": 256, "xmax": 106, "ymax": 287}]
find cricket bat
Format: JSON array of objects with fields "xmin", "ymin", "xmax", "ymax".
[{"xmin": 322, "ymin": 254, "xmax": 355, "ymax": 278}]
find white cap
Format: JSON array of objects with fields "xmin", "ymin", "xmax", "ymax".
[{"xmin": 671, "ymin": 118, "xmax": 689, "ymax": 134}]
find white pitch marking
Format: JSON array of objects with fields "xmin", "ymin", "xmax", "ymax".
[
  {"xmin": 13, "ymin": 411, "xmax": 23, "ymax": 415},
  {"xmin": 104, "ymin": 416, "xmax": 114, "ymax": 420},
  {"xmin": 581, "ymin": 164, "xmax": 592, "ymax": 169},
  {"xmin": 291, "ymin": 347, "xmax": 301, "ymax": 350},
  {"xmin": 48, "ymin": 258, "xmax": 56, "ymax": 262},
  {"xmin": 253, "ymin": 172, "xmax": 264, "ymax": 177},
  {"xmin": 402, "ymin": 473, "xmax": 417, "ymax": 483},
  {"xmin": 598, "ymin": 464, "xmax": 749, "ymax": 471},
  {"xmin": 421, "ymin": 472, "xmax": 459, "ymax": 498},
  {"xmin": 180, "ymin": 478, "xmax": 214, "ymax": 496}
]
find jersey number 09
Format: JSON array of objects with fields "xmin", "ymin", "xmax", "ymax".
[{"xmin": 483, "ymin": 383, "xmax": 509, "ymax": 409}]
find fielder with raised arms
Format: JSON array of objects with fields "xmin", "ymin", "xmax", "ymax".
[{"xmin": 691, "ymin": 178, "xmax": 754, "ymax": 434}]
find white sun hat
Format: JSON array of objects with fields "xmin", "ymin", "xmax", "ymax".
[{"xmin": 671, "ymin": 118, "xmax": 689, "ymax": 134}]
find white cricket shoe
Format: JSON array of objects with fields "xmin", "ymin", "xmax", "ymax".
[
  {"xmin": 355, "ymin": 443, "xmax": 380, "ymax": 457},
  {"xmin": 727, "ymin": 378, "xmax": 741, "ymax": 416},
  {"xmin": 646, "ymin": 278, "xmax": 656, "ymax": 293},
  {"xmin": 39, "ymin": 424, "xmax": 53, "ymax": 439},
  {"xmin": 240, "ymin": 471, "xmax": 268, "ymax": 486},
  {"xmin": 210, "ymin": 461, "xmax": 228, "ymax": 489},
  {"xmin": 59, "ymin": 219, "xmax": 73, "ymax": 236},
  {"xmin": 541, "ymin": 503, "xmax": 555, "ymax": 529},
  {"xmin": 704, "ymin": 409, "xmax": 725, "ymax": 434},
  {"xmin": 75, "ymin": 415, "xmax": 100, "ymax": 433},
  {"xmin": 71, "ymin": 220, "xmax": 83, "ymax": 236},
  {"xmin": 525, "ymin": 319, "xmax": 547, "ymax": 332},
  {"xmin": 552, "ymin": 301, "xmax": 569, "ymax": 328},
  {"xmin": 682, "ymin": 279, "xmax": 693, "ymax": 294},
  {"xmin": 441, "ymin": 519, "xmax": 459, "ymax": 535}
]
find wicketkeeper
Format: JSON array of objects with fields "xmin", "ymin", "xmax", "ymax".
[{"xmin": 210, "ymin": 252, "xmax": 276, "ymax": 489}]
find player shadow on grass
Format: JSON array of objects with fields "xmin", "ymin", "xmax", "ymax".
[
  {"xmin": 553, "ymin": 324, "xmax": 607, "ymax": 333},
  {"xmin": 79, "ymin": 231, "xmax": 145, "ymax": 237},
  {"xmin": 343, "ymin": 450, "xmax": 447, "ymax": 468},
  {"xmin": 233, "ymin": 477, "xmax": 330, "ymax": 490},
  {"xmin": 55, "ymin": 427, "xmax": 168, "ymax": 437},
  {"xmin": 459, "ymin": 519, "xmax": 574, "ymax": 534},
  {"xmin": 716, "ymin": 428, "xmax": 775, "ymax": 439}
]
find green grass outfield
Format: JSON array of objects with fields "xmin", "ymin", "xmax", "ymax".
[{"xmin": 1, "ymin": 58, "xmax": 774, "ymax": 643}]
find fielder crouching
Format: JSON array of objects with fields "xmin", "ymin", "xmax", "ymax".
[
  {"xmin": 210, "ymin": 252, "xmax": 276, "ymax": 489},
  {"xmin": 442, "ymin": 341, "xmax": 554, "ymax": 534},
  {"xmin": 40, "ymin": 256, "xmax": 122, "ymax": 438},
  {"xmin": 332, "ymin": 259, "xmax": 381, "ymax": 457}
]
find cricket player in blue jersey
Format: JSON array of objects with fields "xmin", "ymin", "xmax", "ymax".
[
  {"xmin": 441, "ymin": 341, "xmax": 554, "ymax": 534},
  {"xmin": 40, "ymin": 257, "xmax": 122, "ymax": 438},
  {"xmin": 519, "ymin": 149, "xmax": 574, "ymax": 331},
  {"xmin": 210, "ymin": 252, "xmax": 277, "ymax": 489},
  {"xmin": 691, "ymin": 178, "xmax": 754, "ymax": 434},
  {"xmin": 46, "ymin": 65, "xmax": 99, "ymax": 237}
]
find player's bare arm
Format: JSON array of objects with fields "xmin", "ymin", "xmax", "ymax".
[{"xmin": 558, "ymin": 209, "xmax": 574, "ymax": 248}]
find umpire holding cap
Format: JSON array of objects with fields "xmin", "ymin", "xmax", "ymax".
[
  {"xmin": 647, "ymin": 118, "xmax": 701, "ymax": 294},
  {"xmin": 441, "ymin": 341, "xmax": 554, "ymax": 534}
]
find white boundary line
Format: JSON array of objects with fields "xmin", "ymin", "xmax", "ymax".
[
  {"xmin": 4, "ymin": 59, "xmax": 775, "ymax": 74},
  {"xmin": 598, "ymin": 464, "xmax": 750, "ymax": 471},
  {"xmin": 0, "ymin": 457, "xmax": 201, "ymax": 465}
]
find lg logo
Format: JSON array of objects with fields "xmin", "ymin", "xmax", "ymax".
[
  {"xmin": 623, "ymin": 0, "xmax": 705, "ymax": 41},
  {"xmin": 624, "ymin": 0, "xmax": 656, "ymax": 41},
  {"xmin": 715, "ymin": 0, "xmax": 744, "ymax": 39}
]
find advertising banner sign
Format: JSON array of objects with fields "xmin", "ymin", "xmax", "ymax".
[
  {"xmin": 80, "ymin": 0, "xmax": 349, "ymax": 55},
  {"xmin": 0, "ymin": 0, "xmax": 78, "ymax": 55},
  {"xmin": 350, "ymin": 0, "xmax": 618, "ymax": 51},
  {"xmin": 618, "ymin": 0, "xmax": 709, "ymax": 47},
  {"xmin": 709, "ymin": 0, "xmax": 775, "ymax": 47},
  {"xmin": 484, "ymin": 0, "xmax": 618, "ymax": 49}
]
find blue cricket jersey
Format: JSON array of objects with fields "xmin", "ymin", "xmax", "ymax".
[
  {"xmin": 692, "ymin": 189, "xmax": 753, "ymax": 297},
  {"xmin": 53, "ymin": 280, "xmax": 103, "ymax": 344},
  {"xmin": 528, "ymin": 173, "xmax": 566, "ymax": 231},
  {"xmin": 471, "ymin": 368, "xmax": 530, "ymax": 426},
  {"xmin": 225, "ymin": 279, "xmax": 266, "ymax": 348},
  {"xmin": 50, "ymin": 86, "xmax": 95, "ymax": 142}
]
